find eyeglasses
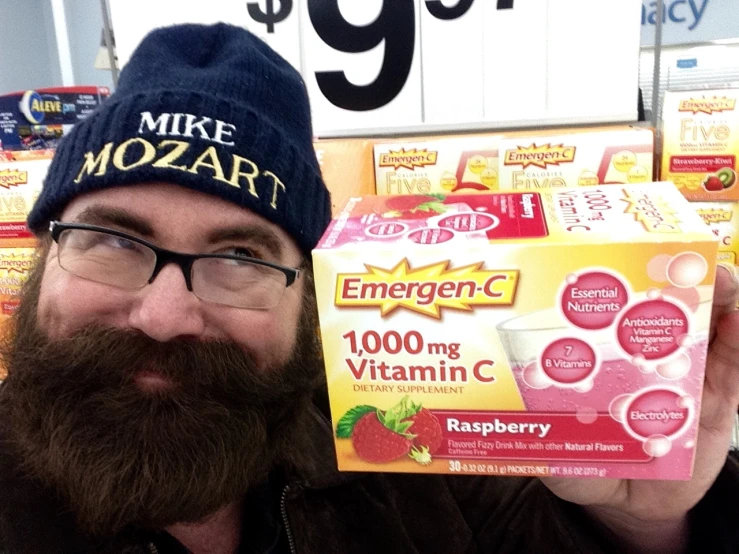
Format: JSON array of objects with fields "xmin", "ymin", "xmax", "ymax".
[{"xmin": 49, "ymin": 221, "xmax": 300, "ymax": 310}]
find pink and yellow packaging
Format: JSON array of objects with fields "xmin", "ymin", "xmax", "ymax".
[
  {"xmin": 691, "ymin": 201, "xmax": 739, "ymax": 268},
  {"xmin": 0, "ymin": 150, "xmax": 52, "ymax": 248},
  {"xmin": 661, "ymin": 88, "xmax": 739, "ymax": 201},
  {"xmin": 0, "ymin": 248, "xmax": 36, "ymax": 380},
  {"xmin": 374, "ymin": 135, "xmax": 502, "ymax": 196},
  {"xmin": 313, "ymin": 183, "xmax": 717, "ymax": 480},
  {"xmin": 497, "ymin": 127, "xmax": 654, "ymax": 191},
  {"xmin": 373, "ymin": 126, "xmax": 654, "ymax": 197}
]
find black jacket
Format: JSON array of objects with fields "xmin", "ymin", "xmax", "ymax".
[{"xmin": 1, "ymin": 408, "xmax": 738, "ymax": 553}]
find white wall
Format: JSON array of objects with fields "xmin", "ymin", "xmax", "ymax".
[
  {"xmin": 640, "ymin": 42, "xmax": 739, "ymax": 117},
  {"xmin": 64, "ymin": 0, "xmax": 114, "ymax": 88},
  {"xmin": 0, "ymin": 0, "xmax": 62, "ymax": 94}
]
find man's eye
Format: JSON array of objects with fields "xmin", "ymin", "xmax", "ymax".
[
  {"xmin": 222, "ymin": 247, "xmax": 258, "ymax": 259},
  {"xmin": 98, "ymin": 234, "xmax": 139, "ymax": 251},
  {"xmin": 112, "ymin": 237, "xmax": 138, "ymax": 250}
]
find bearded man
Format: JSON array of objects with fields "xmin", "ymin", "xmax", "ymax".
[{"xmin": 0, "ymin": 23, "xmax": 737, "ymax": 554}]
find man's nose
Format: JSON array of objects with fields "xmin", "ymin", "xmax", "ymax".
[{"xmin": 127, "ymin": 262, "xmax": 206, "ymax": 341}]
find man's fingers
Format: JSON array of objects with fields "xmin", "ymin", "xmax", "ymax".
[
  {"xmin": 700, "ymin": 310, "xmax": 739, "ymax": 439},
  {"xmin": 710, "ymin": 265, "xmax": 739, "ymax": 341}
]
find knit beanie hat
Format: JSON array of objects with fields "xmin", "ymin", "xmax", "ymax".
[{"xmin": 27, "ymin": 23, "xmax": 331, "ymax": 254}]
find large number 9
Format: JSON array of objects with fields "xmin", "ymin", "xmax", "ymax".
[
  {"xmin": 425, "ymin": 0, "xmax": 474, "ymax": 20},
  {"xmin": 307, "ymin": 0, "xmax": 416, "ymax": 112}
]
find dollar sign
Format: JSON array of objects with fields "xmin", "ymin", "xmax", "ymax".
[{"xmin": 246, "ymin": 0, "xmax": 293, "ymax": 33}]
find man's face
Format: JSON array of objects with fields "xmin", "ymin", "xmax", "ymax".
[
  {"xmin": 38, "ymin": 182, "xmax": 306, "ymax": 371},
  {"xmin": 0, "ymin": 182, "xmax": 323, "ymax": 536}
]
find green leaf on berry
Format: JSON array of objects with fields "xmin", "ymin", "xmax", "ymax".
[
  {"xmin": 377, "ymin": 396, "xmax": 422, "ymax": 437},
  {"xmin": 409, "ymin": 446, "xmax": 432, "ymax": 465},
  {"xmin": 414, "ymin": 201, "xmax": 447, "ymax": 213},
  {"xmin": 335, "ymin": 405, "xmax": 377, "ymax": 438}
]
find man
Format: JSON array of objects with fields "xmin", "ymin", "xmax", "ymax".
[{"xmin": 0, "ymin": 23, "xmax": 736, "ymax": 554}]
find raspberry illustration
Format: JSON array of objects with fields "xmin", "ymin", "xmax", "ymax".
[
  {"xmin": 377, "ymin": 194, "xmax": 450, "ymax": 220},
  {"xmin": 385, "ymin": 195, "xmax": 440, "ymax": 211},
  {"xmin": 409, "ymin": 408, "xmax": 443, "ymax": 454},
  {"xmin": 351, "ymin": 412, "xmax": 413, "ymax": 463},
  {"xmin": 336, "ymin": 397, "xmax": 443, "ymax": 465}
]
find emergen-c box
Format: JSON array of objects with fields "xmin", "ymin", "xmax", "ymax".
[
  {"xmin": 498, "ymin": 127, "xmax": 654, "ymax": 190},
  {"xmin": 0, "ymin": 247, "xmax": 37, "ymax": 381},
  {"xmin": 692, "ymin": 201, "xmax": 739, "ymax": 268},
  {"xmin": 313, "ymin": 183, "xmax": 718, "ymax": 480},
  {"xmin": 373, "ymin": 126, "xmax": 654, "ymax": 197},
  {"xmin": 661, "ymin": 88, "xmax": 739, "ymax": 201},
  {"xmin": 374, "ymin": 135, "xmax": 502, "ymax": 196},
  {"xmin": 0, "ymin": 150, "xmax": 52, "ymax": 247}
]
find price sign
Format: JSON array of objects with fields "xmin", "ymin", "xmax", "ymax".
[
  {"xmin": 483, "ymin": 0, "xmax": 547, "ymax": 122},
  {"xmin": 421, "ymin": 0, "xmax": 484, "ymax": 124},
  {"xmin": 109, "ymin": 0, "xmax": 642, "ymax": 137},
  {"xmin": 300, "ymin": 0, "xmax": 422, "ymax": 132},
  {"xmin": 109, "ymin": 0, "xmax": 302, "ymax": 71}
]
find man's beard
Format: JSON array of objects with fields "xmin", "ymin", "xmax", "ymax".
[{"xmin": 0, "ymin": 254, "xmax": 324, "ymax": 538}]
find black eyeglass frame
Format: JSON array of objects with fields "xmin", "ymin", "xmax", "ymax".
[{"xmin": 49, "ymin": 221, "xmax": 300, "ymax": 291}]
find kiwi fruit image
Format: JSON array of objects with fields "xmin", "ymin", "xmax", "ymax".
[{"xmin": 716, "ymin": 167, "xmax": 737, "ymax": 189}]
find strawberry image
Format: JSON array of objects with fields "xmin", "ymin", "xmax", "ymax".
[
  {"xmin": 351, "ymin": 412, "xmax": 413, "ymax": 463},
  {"xmin": 336, "ymin": 398, "xmax": 443, "ymax": 465},
  {"xmin": 377, "ymin": 194, "xmax": 449, "ymax": 220},
  {"xmin": 396, "ymin": 209, "xmax": 437, "ymax": 220},
  {"xmin": 702, "ymin": 175, "xmax": 724, "ymax": 192},
  {"xmin": 385, "ymin": 195, "xmax": 439, "ymax": 211},
  {"xmin": 408, "ymin": 407, "xmax": 443, "ymax": 454}
]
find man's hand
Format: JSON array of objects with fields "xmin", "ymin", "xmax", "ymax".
[{"xmin": 541, "ymin": 265, "xmax": 739, "ymax": 552}]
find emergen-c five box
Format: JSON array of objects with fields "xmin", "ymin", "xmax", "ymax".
[
  {"xmin": 692, "ymin": 201, "xmax": 739, "ymax": 268},
  {"xmin": 314, "ymin": 183, "xmax": 718, "ymax": 480},
  {"xmin": 374, "ymin": 135, "xmax": 502, "ymax": 196},
  {"xmin": 373, "ymin": 126, "xmax": 654, "ymax": 197},
  {"xmin": 661, "ymin": 88, "xmax": 739, "ymax": 201},
  {"xmin": 498, "ymin": 127, "xmax": 654, "ymax": 190},
  {"xmin": 0, "ymin": 150, "xmax": 52, "ymax": 247},
  {"xmin": 0, "ymin": 247, "xmax": 36, "ymax": 381}
]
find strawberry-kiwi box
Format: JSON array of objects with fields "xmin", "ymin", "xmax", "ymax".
[
  {"xmin": 312, "ymin": 183, "xmax": 719, "ymax": 480},
  {"xmin": 660, "ymin": 88, "xmax": 739, "ymax": 201}
]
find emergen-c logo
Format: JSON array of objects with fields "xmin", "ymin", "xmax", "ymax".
[
  {"xmin": 504, "ymin": 143, "xmax": 576, "ymax": 169},
  {"xmin": 0, "ymin": 254, "xmax": 33, "ymax": 274},
  {"xmin": 622, "ymin": 189, "xmax": 681, "ymax": 233},
  {"xmin": 335, "ymin": 259, "xmax": 519, "ymax": 318},
  {"xmin": 379, "ymin": 149, "xmax": 438, "ymax": 170},
  {"xmin": 679, "ymin": 97, "xmax": 736, "ymax": 114},
  {"xmin": 0, "ymin": 169, "xmax": 28, "ymax": 188},
  {"xmin": 696, "ymin": 207, "xmax": 733, "ymax": 224}
]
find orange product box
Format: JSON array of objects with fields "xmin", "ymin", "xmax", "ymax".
[
  {"xmin": 313, "ymin": 183, "xmax": 717, "ymax": 480},
  {"xmin": 314, "ymin": 138, "xmax": 377, "ymax": 216},
  {"xmin": 691, "ymin": 201, "xmax": 739, "ymax": 268},
  {"xmin": 374, "ymin": 135, "xmax": 502, "ymax": 196},
  {"xmin": 0, "ymin": 248, "xmax": 37, "ymax": 380},
  {"xmin": 0, "ymin": 151, "xmax": 53, "ymax": 248},
  {"xmin": 373, "ymin": 126, "xmax": 654, "ymax": 197},
  {"xmin": 661, "ymin": 88, "xmax": 739, "ymax": 201},
  {"xmin": 497, "ymin": 127, "xmax": 654, "ymax": 191}
]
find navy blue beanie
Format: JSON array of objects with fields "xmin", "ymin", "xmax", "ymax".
[{"xmin": 27, "ymin": 23, "xmax": 331, "ymax": 254}]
